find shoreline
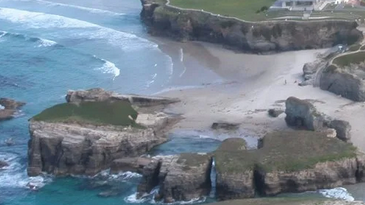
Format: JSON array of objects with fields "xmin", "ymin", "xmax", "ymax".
[{"xmin": 153, "ymin": 39, "xmax": 365, "ymax": 152}]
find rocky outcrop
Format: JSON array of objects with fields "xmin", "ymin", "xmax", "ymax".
[
  {"xmin": 110, "ymin": 157, "xmax": 153, "ymax": 174},
  {"xmin": 27, "ymin": 121, "xmax": 166, "ymax": 176},
  {"xmin": 140, "ymin": 0, "xmax": 363, "ymax": 53},
  {"xmin": 213, "ymin": 131, "xmax": 365, "ymax": 199},
  {"xmin": 137, "ymin": 154, "xmax": 212, "ymax": 203},
  {"xmin": 27, "ymin": 89, "xmax": 179, "ymax": 176},
  {"xmin": 214, "ymin": 138, "xmax": 255, "ymax": 200},
  {"xmin": 284, "ymin": 96, "xmax": 351, "ymax": 142},
  {"xmin": 0, "ymin": 98, "xmax": 25, "ymax": 121},
  {"xmin": 320, "ymin": 63, "xmax": 365, "ymax": 102},
  {"xmin": 285, "ymin": 97, "xmax": 325, "ymax": 131},
  {"xmin": 66, "ymin": 88, "xmax": 179, "ymax": 107}
]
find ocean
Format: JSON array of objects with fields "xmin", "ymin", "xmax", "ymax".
[{"xmin": 0, "ymin": 0, "xmax": 361, "ymax": 204}]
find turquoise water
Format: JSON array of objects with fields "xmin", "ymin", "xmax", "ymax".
[{"xmin": 0, "ymin": 0, "xmax": 224, "ymax": 204}]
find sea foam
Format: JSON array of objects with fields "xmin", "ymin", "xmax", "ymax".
[
  {"xmin": 36, "ymin": 38, "xmax": 57, "ymax": 47},
  {"xmin": 95, "ymin": 59, "xmax": 120, "ymax": 79},
  {"xmin": 319, "ymin": 187, "xmax": 355, "ymax": 201}
]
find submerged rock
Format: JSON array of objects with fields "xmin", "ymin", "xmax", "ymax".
[
  {"xmin": 0, "ymin": 98, "xmax": 25, "ymax": 121},
  {"xmin": 0, "ymin": 160, "xmax": 8, "ymax": 169}
]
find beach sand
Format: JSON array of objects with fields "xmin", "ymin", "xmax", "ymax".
[{"xmin": 155, "ymin": 39, "xmax": 365, "ymax": 152}]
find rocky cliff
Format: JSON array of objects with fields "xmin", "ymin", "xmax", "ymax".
[
  {"xmin": 140, "ymin": 0, "xmax": 363, "ymax": 53},
  {"xmin": 27, "ymin": 88, "xmax": 180, "ymax": 176},
  {"xmin": 129, "ymin": 131, "xmax": 365, "ymax": 202}
]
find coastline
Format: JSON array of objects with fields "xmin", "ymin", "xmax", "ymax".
[{"xmin": 155, "ymin": 40, "xmax": 365, "ymax": 152}]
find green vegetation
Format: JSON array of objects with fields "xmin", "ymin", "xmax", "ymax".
[
  {"xmin": 214, "ymin": 131, "xmax": 357, "ymax": 173},
  {"xmin": 333, "ymin": 51, "xmax": 365, "ymax": 67},
  {"xmin": 169, "ymin": 0, "xmax": 276, "ymax": 21},
  {"xmin": 168, "ymin": 0, "xmax": 365, "ymax": 21},
  {"xmin": 32, "ymin": 101, "xmax": 142, "ymax": 127},
  {"xmin": 347, "ymin": 43, "xmax": 361, "ymax": 52}
]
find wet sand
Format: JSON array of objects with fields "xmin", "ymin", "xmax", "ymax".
[{"xmin": 155, "ymin": 39, "xmax": 365, "ymax": 152}]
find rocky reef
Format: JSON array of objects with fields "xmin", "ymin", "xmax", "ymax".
[
  {"xmin": 0, "ymin": 98, "xmax": 25, "ymax": 121},
  {"xmin": 140, "ymin": 0, "xmax": 362, "ymax": 53},
  {"xmin": 27, "ymin": 88, "xmax": 180, "ymax": 176}
]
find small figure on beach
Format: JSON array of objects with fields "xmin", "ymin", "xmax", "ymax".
[{"xmin": 284, "ymin": 80, "xmax": 287, "ymax": 85}]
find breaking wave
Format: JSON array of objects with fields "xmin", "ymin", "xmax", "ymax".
[
  {"xmin": 0, "ymin": 7, "xmax": 157, "ymax": 51},
  {"xmin": 319, "ymin": 187, "xmax": 355, "ymax": 201},
  {"xmin": 94, "ymin": 57, "xmax": 120, "ymax": 79}
]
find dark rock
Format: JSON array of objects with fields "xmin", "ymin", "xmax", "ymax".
[
  {"xmin": 211, "ymin": 122, "xmax": 240, "ymax": 130},
  {"xmin": 137, "ymin": 159, "xmax": 161, "ymax": 197},
  {"xmin": 268, "ymin": 109, "xmax": 284, "ymax": 118},
  {"xmin": 285, "ymin": 97, "xmax": 325, "ymax": 131},
  {"xmin": 0, "ymin": 160, "xmax": 8, "ymax": 169},
  {"xmin": 320, "ymin": 64, "xmax": 365, "ymax": 102},
  {"xmin": 328, "ymin": 120, "xmax": 351, "ymax": 142}
]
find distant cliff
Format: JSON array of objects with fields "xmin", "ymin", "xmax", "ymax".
[{"xmin": 140, "ymin": 0, "xmax": 363, "ymax": 53}]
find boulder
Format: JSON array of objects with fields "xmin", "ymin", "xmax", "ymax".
[
  {"xmin": 285, "ymin": 97, "xmax": 325, "ymax": 131},
  {"xmin": 268, "ymin": 109, "xmax": 284, "ymax": 118},
  {"xmin": 211, "ymin": 122, "xmax": 240, "ymax": 130},
  {"xmin": 0, "ymin": 160, "xmax": 8, "ymax": 169},
  {"xmin": 328, "ymin": 120, "xmax": 351, "ymax": 142},
  {"xmin": 66, "ymin": 88, "xmax": 179, "ymax": 107}
]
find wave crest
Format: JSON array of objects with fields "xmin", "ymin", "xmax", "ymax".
[{"xmin": 319, "ymin": 187, "xmax": 355, "ymax": 201}]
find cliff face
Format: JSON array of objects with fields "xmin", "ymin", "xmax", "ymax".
[
  {"xmin": 27, "ymin": 88, "xmax": 180, "ymax": 176},
  {"xmin": 140, "ymin": 0, "xmax": 363, "ymax": 53}
]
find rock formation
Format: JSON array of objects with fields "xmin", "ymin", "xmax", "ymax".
[
  {"xmin": 27, "ymin": 88, "xmax": 180, "ymax": 176},
  {"xmin": 136, "ymin": 154, "xmax": 212, "ymax": 203},
  {"xmin": 0, "ymin": 98, "xmax": 25, "ymax": 121},
  {"xmin": 285, "ymin": 96, "xmax": 351, "ymax": 142},
  {"xmin": 208, "ymin": 199, "xmax": 365, "ymax": 205},
  {"xmin": 320, "ymin": 61, "xmax": 365, "ymax": 102},
  {"xmin": 140, "ymin": 0, "xmax": 363, "ymax": 53},
  {"xmin": 285, "ymin": 97, "xmax": 325, "ymax": 131},
  {"xmin": 268, "ymin": 109, "xmax": 284, "ymax": 118},
  {"xmin": 213, "ymin": 131, "xmax": 365, "ymax": 199}
]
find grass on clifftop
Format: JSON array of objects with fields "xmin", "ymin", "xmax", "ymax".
[
  {"xmin": 169, "ymin": 0, "xmax": 276, "ymax": 21},
  {"xmin": 32, "ymin": 101, "xmax": 141, "ymax": 127},
  {"xmin": 214, "ymin": 131, "xmax": 357, "ymax": 173},
  {"xmin": 333, "ymin": 51, "xmax": 365, "ymax": 67}
]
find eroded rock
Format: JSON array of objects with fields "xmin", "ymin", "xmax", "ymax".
[
  {"xmin": 0, "ymin": 98, "xmax": 25, "ymax": 121},
  {"xmin": 211, "ymin": 122, "xmax": 240, "ymax": 130},
  {"xmin": 328, "ymin": 120, "xmax": 351, "ymax": 142}
]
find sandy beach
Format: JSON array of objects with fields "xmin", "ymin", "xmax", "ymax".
[{"xmin": 155, "ymin": 39, "xmax": 365, "ymax": 152}]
